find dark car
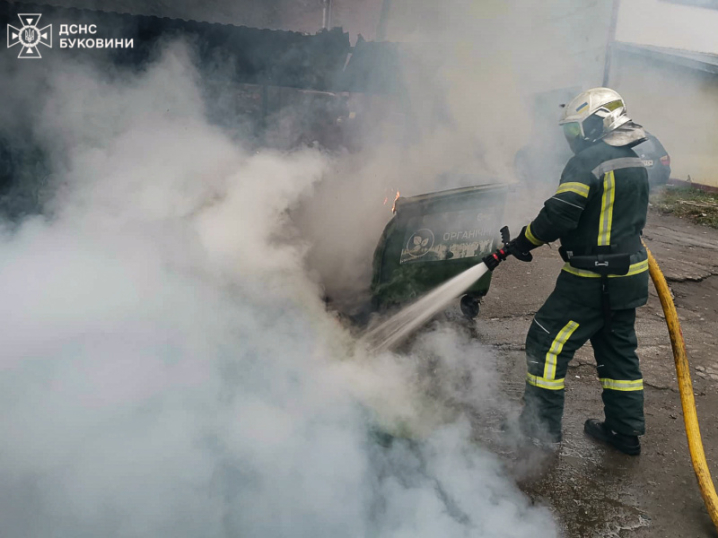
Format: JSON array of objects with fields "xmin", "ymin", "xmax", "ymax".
[
  {"xmin": 633, "ymin": 132, "xmax": 671, "ymax": 189},
  {"xmin": 515, "ymin": 130, "xmax": 671, "ymax": 190}
]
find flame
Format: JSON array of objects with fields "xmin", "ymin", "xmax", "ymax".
[{"xmin": 391, "ymin": 191, "xmax": 400, "ymax": 213}]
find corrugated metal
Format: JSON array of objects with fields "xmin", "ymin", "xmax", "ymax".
[{"xmin": 1, "ymin": 0, "xmax": 353, "ymax": 91}]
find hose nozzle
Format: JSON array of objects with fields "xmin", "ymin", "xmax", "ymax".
[{"xmin": 482, "ymin": 226, "xmax": 512, "ymax": 271}]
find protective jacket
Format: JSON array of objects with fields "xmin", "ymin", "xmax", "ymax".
[
  {"xmin": 519, "ymin": 130, "xmax": 650, "ymax": 440},
  {"xmin": 524, "ymin": 138, "xmax": 650, "ymax": 309}
]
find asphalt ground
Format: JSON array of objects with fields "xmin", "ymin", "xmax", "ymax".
[{"xmin": 475, "ymin": 210, "xmax": 718, "ymax": 537}]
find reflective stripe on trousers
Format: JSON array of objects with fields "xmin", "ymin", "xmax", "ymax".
[
  {"xmin": 600, "ymin": 378, "xmax": 644, "ymax": 391},
  {"xmin": 544, "ymin": 320, "xmax": 579, "ymax": 380}
]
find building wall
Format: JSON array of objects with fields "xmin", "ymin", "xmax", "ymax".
[
  {"xmin": 9, "ymin": 0, "xmax": 284, "ymax": 28},
  {"xmin": 616, "ymin": 0, "xmax": 718, "ymax": 54},
  {"xmin": 381, "ymin": 0, "xmax": 614, "ymax": 94},
  {"xmin": 612, "ymin": 50, "xmax": 718, "ymax": 188},
  {"xmin": 366, "ymin": 0, "xmax": 616, "ymax": 177},
  {"xmin": 270, "ymin": 0, "xmax": 385, "ymax": 41},
  {"xmin": 9, "ymin": 0, "xmax": 385, "ymax": 41},
  {"xmin": 10, "ymin": 0, "xmax": 613, "ymax": 88},
  {"xmin": 615, "ymin": 0, "xmax": 718, "ymax": 188},
  {"xmin": 329, "ymin": 0, "xmax": 384, "ymax": 41}
]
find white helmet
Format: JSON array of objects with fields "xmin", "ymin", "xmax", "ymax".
[{"xmin": 559, "ymin": 88, "xmax": 631, "ymax": 151}]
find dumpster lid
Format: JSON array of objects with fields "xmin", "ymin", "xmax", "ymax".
[{"xmin": 394, "ymin": 182, "xmax": 508, "ymax": 212}]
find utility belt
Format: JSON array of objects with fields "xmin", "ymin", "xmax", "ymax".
[
  {"xmin": 558, "ymin": 235, "xmax": 642, "ymax": 276},
  {"xmin": 558, "ymin": 235, "xmax": 643, "ymax": 334}
]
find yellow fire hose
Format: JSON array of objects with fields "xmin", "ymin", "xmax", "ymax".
[{"xmin": 645, "ymin": 244, "xmax": 718, "ymax": 532}]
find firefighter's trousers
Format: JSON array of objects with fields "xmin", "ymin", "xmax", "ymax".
[{"xmin": 521, "ymin": 282, "xmax": 645, "ymax": 440}]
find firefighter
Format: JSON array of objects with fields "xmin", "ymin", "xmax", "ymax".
[{"xmin": 504, "ymin": 88, "xmax": 649, "ymax": 456}]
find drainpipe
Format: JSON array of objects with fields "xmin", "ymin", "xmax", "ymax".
[
  {"xmin": 322, "ymin": 0, "xmax": 332, "ymax": 29},
  {"xmin": 602, "ymin": 0, "xmax": 621, "ymax": 87},
  {"xmin": 376, "ymin": 0, "xmax": 392, "ymax": 41}
]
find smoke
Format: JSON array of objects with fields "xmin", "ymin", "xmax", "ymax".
[
  {"xmin": 292, "ymin": 0, "xmax": 613, "ymax": 303},
  {"xmin": 0, "ymin": 43, "xmax": 558, "ymax": 537}
]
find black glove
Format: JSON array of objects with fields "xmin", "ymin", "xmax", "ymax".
[
  {"xmin": 504, "ymin": 226, "xmax": 535, "ymax": 262},
  {"xmin": 482, "ymin": 248, "xmax": 507, "ymax": 271}
]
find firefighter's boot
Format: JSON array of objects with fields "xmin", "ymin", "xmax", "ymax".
[{"xmin": 584, "ymin": 419, "xmax": 641, "ymax": 456}]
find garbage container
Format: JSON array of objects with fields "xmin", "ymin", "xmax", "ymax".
[{"xmin": 371, "ymin": 183, "xmax": 507, "ymax": 317}]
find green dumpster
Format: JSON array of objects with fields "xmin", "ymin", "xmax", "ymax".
[{"xmin": 371, "ymin": 182, "xmax": 508, "ymax": 317}]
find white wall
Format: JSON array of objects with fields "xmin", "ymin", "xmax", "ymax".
[
  {"xmin": 613, "ymin": 52, "xmax": 718, "ymax": 188},
  {"xmin": 616, "ymin": 0, "xmax": 718, "ymax": 54},
  {"xmin": 613, "ymin": 0, "xmax": 718, "ymax": 188},
  {"xmin": 385, "ymin": 0, "xmax": 613, "ymax": 93}
]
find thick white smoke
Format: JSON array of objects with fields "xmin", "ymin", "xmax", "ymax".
[
  {"xmin": 293, "ymin": 0, "xmax": 612, "ymax": 303},
  {"xmin": 0, "ymin": 44, "xmax": 558, "ymax": 537}
]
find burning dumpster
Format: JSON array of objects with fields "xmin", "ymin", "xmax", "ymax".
[{"xmin": 371, "ymin": 183, "xmax": 508, "ymax": 318}]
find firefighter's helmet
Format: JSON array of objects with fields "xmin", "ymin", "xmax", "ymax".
[{"xmin": 559, "ymin": 88, "xmax": 631, "ymax": 152}]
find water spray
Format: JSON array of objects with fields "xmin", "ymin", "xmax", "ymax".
[
  {"xmin": 364, "ymin": 225, "xmax": 718, "ymax": 532},
  {"xmin": 363, "ymin": 227, "xmax": 515, "ymax": 354}
]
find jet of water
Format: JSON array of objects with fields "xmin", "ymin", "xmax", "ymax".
[{"xmin": 363, "ymin": 262, "xmax": 490, "ymax": 354}]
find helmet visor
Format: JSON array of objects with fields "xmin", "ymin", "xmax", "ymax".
[{"xmin": 562, "ymin": 122, "xmax": 582, "ymax": 141}]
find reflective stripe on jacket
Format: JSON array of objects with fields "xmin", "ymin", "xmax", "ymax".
[{"xmin": 527, "ymin": 140, "xmax": 650, "ymax": 309}]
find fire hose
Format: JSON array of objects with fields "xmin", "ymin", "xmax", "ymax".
[
  {"xmin": 485, "ymin": 230, "xmax": 718, "ymax": 531},
  {"xmin": 644, "ymin": 243, "xmax": 718, "ymax": 533},
  {"xmin": 369, "ymin": 225, "xmax": 717, "ymax": 529}
]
